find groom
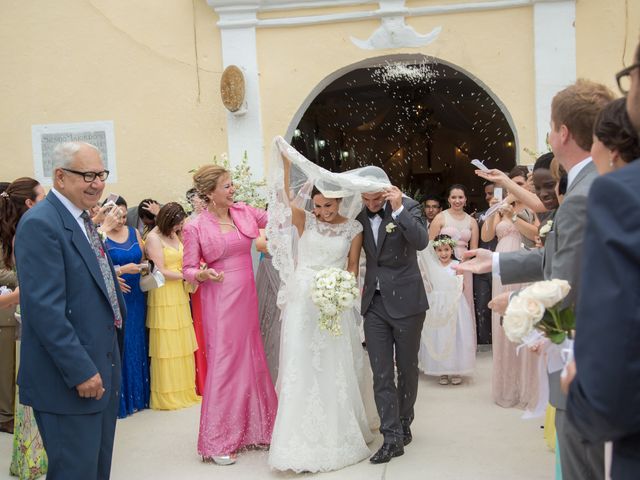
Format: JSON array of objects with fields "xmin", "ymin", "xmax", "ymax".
[{"xmin": 357, "ymin": 184, "xmax": 429, "ymax": 464}]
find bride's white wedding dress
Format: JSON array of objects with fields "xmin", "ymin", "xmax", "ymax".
[{"xmin": 268, "ymin": 211, "xmax": 375, "ymax": 473}]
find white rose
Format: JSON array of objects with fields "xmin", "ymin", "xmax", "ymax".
[
  {"xmin": 338, "ymin": 293, "xmax": 354, "ymax": 307},
  {"xmin": 523, "ymin": 279, "xmax": 571, "ymax": 309},
  {"xmin": 503, "ymin": 295, "xmax": 545, "ymax": 343},
  {"xmin": 322, "ymin": 303, "xmax": 337, "ymax": 316},
  {"xmin": 539, "ymin": 220, "xmax": 553, "ymax": 238}
]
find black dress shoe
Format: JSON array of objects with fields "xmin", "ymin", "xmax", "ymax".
[
  {"xmin": 370, "ymin": 443, "xmax": 404, "ymax": 464},
  {"xmin": 402, "ymin": 424, "xmax": 412, "ymax": 446}
]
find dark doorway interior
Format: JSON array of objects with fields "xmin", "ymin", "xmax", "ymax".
[{"xmin": 290, "ymin": 59, "xmax": 517, "ymax": 213}]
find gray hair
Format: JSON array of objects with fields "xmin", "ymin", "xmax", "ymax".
[{"xmin": 51, "ymin": 142, "xmax": 102, "ymax": 170}]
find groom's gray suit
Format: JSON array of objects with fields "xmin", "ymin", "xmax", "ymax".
[
  {"xmin": 357, "ymin": 197, "xmax": 428, "ymax": 447},
  {"xmin": 499, "ymin": 160, "xmax": 604, "ymax": 479}
]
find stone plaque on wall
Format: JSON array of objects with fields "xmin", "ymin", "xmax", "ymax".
[{"xmin": 31, "ymin": 120, "xmax": 117, "ymax": 184}]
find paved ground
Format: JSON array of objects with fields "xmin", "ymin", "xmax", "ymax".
[{"xmin": 0, "ymin": 351, "xmax": 554, "ymax": 479}]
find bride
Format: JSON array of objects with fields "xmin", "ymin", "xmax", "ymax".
[{"xmin": 266, "ymin": 137, "xmax": 387, "ymax": 473}]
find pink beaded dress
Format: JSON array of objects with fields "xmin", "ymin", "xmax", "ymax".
[{"xmin": 182, "ymin": 204, "xmax": 277, "ymax": 457}]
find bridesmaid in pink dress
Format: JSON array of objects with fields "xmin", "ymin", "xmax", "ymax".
[
  {"xmin": 481, "ymin": 193, "xmax": 541, "ymax": 409},
  {"xmin": 182, "ymin": 165, "xmax": 277, "ymax": 466},
  {"xmin": 429, "ymin": 185, "xmax": 479, "ymax": 384}
]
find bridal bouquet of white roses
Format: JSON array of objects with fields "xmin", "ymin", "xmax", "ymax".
[
  {"xmin": 503, "ymin": 279, "xmax": 574, "ymax": 345},
  {"xmin": 311, "ymin": 267, "xmax": 360, "ymax": 336}
]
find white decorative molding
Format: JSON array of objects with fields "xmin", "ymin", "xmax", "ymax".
[
  {"xmin": 212, "ymin": 0, "xmax": 572, "ymax": 29},
  {"xmin": 351, "ymin": 17, "xmax": 442, "ymax": 50},
  {"xmin": 533, "ymin": 0, "xmax": 576, "ymax": 153}
]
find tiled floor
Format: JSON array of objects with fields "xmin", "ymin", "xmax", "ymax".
[{"xmin": 0, "ymin": 351, "xmax": 554, "ymax": 479}]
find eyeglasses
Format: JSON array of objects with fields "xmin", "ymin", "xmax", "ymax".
[
  {"xmin": 615, "ymin": 63, "xmax": 639, "ymax": 94},
  {"xmin": 61, "ymin": 168, "xmax": 110, "ymax": 183}
]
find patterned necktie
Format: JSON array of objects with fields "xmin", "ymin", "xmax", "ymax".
[{"xmin": 81, "ymin": 211, "xmax": 123, "ymax": 328}]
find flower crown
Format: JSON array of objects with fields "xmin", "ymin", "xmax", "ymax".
[{"xmin": 433, "ymin": 237, "xmax": 457, "ymax": 249}]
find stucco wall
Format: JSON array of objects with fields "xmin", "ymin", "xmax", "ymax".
[
  {"xmin": 0, "ymin": 0, "xmax": 224, "ymax": 204},
  {"xmin": 1, "ymin": 0, "xmax": 638, "ymax": 204}
]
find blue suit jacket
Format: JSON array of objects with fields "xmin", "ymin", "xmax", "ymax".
[
  {"xmin": 14, "ymin": 191, "xmax": 125, "ymax": 415},
  {"xmin": 567, "ymin": 160, "xmax": 640, "ymax": 480}
]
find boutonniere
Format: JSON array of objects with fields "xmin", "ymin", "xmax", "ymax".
[
  {"xmin": 539, "ymin": 220, "xmax": 553, "ymax": 238},
  {"xmin": 98, "ymin": 230, "xmax": 107, "ymax": 242},
  {"xmin": 385, "ymin": 222, "xmax": 397, "ymax": 233}
]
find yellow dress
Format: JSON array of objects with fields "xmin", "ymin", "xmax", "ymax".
[{"xmin": 147, "ymin": 242, "xmax": 200, "ymax": 410}]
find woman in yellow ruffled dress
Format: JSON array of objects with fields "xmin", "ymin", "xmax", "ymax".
[{"xmin": 145, "ymin": 203, "xmax": 200, "ymax": 410}]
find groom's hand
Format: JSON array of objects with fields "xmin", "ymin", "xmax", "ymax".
[
  {"xmin": 453, "ymin": 248, "xmax": 493, "ymax": 274},
  {"xmin": 383, "ymin": 186, "xmax": 403, "ymax": 212}
]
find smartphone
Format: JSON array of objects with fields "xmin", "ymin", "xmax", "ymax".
[
  {"xmin": 103, "ymin": 193, "xmax": 119, "ymax": 210},
  {"xmin": 494, "ymin": 187, "xmax": 503, "ymax": 202}
]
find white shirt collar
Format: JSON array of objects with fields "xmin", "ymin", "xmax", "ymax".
[
  {"xmin": 567, "ymin": 157, "xmax": 592, "ymax": 189},
  {"xmin": 51, "ymin": 187, "xmax": 85, "ymax": 221}
]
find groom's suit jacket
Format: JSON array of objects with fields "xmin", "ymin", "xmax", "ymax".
[
  {"xmin": 14, "ymin": 191, "xmax": 125, "ymax": 415},
  {"xmin": 567, "ymin": 160, "xmax": 640, "ymax": 480},
  {"xmin": 499, "ymin": 160, "xmax": 598, "ymax": 409},
  {"xmin": 357, "ymin": 197, "xmax": 429, "ymax": 319}
]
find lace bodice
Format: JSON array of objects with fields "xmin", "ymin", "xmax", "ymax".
[{"xmin": 296, "ymin": 212, "xmax": 363, "ymax": 271}]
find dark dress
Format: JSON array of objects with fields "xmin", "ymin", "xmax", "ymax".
[{"xmin": 105, "ymin": 226, "xmax": 150, "ymax": 417}]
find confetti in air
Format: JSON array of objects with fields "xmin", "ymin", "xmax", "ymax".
[{"xmin": 371, "ymin": 60, "xmax": 438, "ymax": 86}]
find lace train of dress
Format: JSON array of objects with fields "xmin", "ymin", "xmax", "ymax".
[{"xmin": 269, "ymin": 213, "xmax": 374, "ymax": 473}]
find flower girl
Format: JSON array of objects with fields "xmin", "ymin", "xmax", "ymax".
[{"xmin": 418, "ymin": 234, "xmax": 476, "ymax": 385}]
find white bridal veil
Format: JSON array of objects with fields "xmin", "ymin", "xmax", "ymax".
[{"xmin": 266, "ymin": 136, "xmax": 390, "ymax": 307}]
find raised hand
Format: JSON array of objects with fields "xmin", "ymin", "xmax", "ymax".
[
  {"xmin": 382, "ymin": 186, "xmax": 403, "ymax": 211},
  {"xmin": 475, "ymin": 168, "xmax": 510, "ymax": 187},
  {"xmin": 453, "ymin": 248, "xmax": 494, "ymax": 274},
  {"xmin": 142, "ymin": 201, "xmax": 161, "ymax": 217}
]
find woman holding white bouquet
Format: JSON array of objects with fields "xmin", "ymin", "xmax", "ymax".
[{"xmin": 266, "ymin": 137, "xmax": 387, "ymax": 473}]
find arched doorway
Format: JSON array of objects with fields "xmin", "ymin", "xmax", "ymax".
[{"xmin": 286, "ymin": 54, "xmax": 518, "ymax": 213}]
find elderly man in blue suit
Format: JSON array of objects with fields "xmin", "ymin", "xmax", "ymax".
[
  {"xmin": 15, "ymin": 142, "xmax": 125, "ymax": 480},
  {"xmin": 563, "ymin": 42, "xmax": 640, "ymax": 480}
]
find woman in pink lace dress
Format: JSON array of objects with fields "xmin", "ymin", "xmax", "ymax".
[
  {"xmin": 182, "ymin": 165, "xmax": 277, "ymax": 466},
  {"xmin": 481, "ymin": 182, "xmax": 540, "ymax": 409},
  {"xmin": 428, "ymin": 184, "xmax": 479, "ymax": 385}
]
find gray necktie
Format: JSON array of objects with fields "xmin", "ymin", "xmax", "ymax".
[{"xmin": 81, "ymin": 211, "xmax": 122, "ymax": 328}]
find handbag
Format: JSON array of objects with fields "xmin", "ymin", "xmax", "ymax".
[{"xmin": 139, "ymin": 260, "xmax": 166, "ymax": 292}]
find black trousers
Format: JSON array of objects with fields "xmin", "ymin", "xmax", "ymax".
[
  {"xmin": 473, "ymin": 272, "xmax": 493, "ymax": 345},
  {"xmin": 363, "ymin": 293, "xmax": 425, "ymax": 446}
]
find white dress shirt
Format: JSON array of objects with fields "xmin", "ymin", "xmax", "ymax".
[
  {"xmin": 51, "ymin": 188, "xmax": 90, "ymax": 241},
  {"xmin": 369, "ymin": 203, "xmax": 404, "ymax": 245}
]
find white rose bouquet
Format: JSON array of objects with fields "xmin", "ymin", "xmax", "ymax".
[
  {"xmin": 311, "ymin": 267, "xmax": 360, "ymax": 336},
  {"xmin": 503, "ymin": 279, "xmax": 574, "ymax": 344}
]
